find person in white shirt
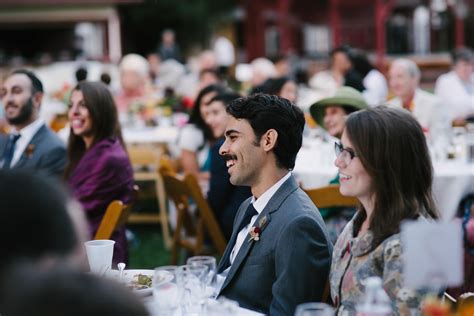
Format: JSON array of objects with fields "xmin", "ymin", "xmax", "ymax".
[
  {"xmin": 0, "ymin": 69, "xmax": 66, "ymax": 177},
  {"xmin": 386, "ymin": 58, "xmax": 449, "ymax": 141},
  {"xmin": 216, "ymin": 94, "xmax": 332, "ymax": 315},
  {"xmin": 350, "ymin": 48, "xmax": 388, "ymax": 107},
  {"xmin": 435, "ymin": 47, "xmax": 474, "ymax": 125}
]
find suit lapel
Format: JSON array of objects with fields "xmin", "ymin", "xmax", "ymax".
[
  {"xmin": 217, "ymin": 199, "xmax": 252, "ymax": 273},
  {"xmin": 219, "ymin": 175, "xmax": 299, "ymax": 293},
  {"xmin": 14, "ymin": 125, "xmax": 45, "ymax": 168}
]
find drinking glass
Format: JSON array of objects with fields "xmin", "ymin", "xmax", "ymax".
[
  {"xmin": 153, "ymin": 266, "xmax": 179, "ymax": 316},
  {"xmin": 186, "ymin": 256, "xmax": 217, "ymax": 298},
  {"xmin": 294, "ymin": 302, "xmax": 335, "ymax": 316},
  {"xmin": 176, "ymin": 264, "xmax": 207, "ymax": 315}
]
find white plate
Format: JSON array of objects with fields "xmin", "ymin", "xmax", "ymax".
[{"xmin": 108, "ymin": 269, "xmax": 156, "ymax": 297}]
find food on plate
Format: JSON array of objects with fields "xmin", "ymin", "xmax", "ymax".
[{"xmin": 128, "ymin": 273, "xmax": 152, "ymax": 290}]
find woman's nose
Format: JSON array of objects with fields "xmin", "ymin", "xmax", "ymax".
[{"xmin": 334, "ymin": 154, "xmax": 344, "ymax": 168}]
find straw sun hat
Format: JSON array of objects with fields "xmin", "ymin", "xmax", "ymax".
[{"xmin": 309, "ymin": 86, "xmax": 368, "ymax": 127}]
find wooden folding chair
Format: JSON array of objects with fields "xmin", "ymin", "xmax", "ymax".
[
  {"xmin": 160, "ymin": 170, "xmax": 227, "ymax": 264},
  {"xmin": 303, "ymin": 184, "xmax": 358, "ymax": 209},
  {"xmin": 94, "ymin": 201, "xmax": 127, "ymax": 240},
  {"xmin": 94, "ymin": 186, "xmax": 139, "ymax": 240},
  {"xmin": 127, "ymin": 144, "xmax": 172, "ymax": 249}
]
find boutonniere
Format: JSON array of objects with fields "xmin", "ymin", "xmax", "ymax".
[
  {"xmin": 248, "ymin": 226, "xmax": 261, "ymax": 242},
  {"xmin": 247, "ymin": 215, "xmax": 269, "ymax": 243},
  {"xmin": 26, "ymin": 144, "xmax": 35, "ymax": 158}
]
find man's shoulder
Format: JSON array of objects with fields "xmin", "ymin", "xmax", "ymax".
[{"xmin": 32, "ymin": 126, "xmax": 66, "ymax": 151}]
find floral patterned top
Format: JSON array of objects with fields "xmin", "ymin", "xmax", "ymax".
[{"xmin": 330, "ymin": 218, "xmax": 430, "ymax": 315}]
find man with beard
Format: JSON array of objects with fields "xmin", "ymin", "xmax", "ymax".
[{"xmin": 0, "ymin": 69, "xmax": 66, "ymax": 176}]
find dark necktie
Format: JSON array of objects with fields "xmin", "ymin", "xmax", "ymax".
[
  {"xmin": 236, "ymin": 203, "xmax": 258, "ymax": 234},
  {"xmin": 2, "ymin": 134, "xmax": 21, "ymax": 169},
  {"xmin": 220, "ymin": 203, "xmax": 258, "ymax": 271}
]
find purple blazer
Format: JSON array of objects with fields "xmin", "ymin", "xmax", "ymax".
[{"xmin": 68, "ymin": 138, "xmax": 134, "ymax": 265}]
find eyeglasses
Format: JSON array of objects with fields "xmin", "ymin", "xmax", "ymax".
[{"xmin": 334, "ymin": 141, "xmax": 357, "ymax": 165}]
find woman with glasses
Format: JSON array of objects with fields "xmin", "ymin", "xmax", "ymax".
[{"xmin": 330, "ymin": 106, "xmax": 439, "ymax": 315}]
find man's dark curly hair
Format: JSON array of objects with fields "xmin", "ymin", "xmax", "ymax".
[{"xmin": 226, "ymin": 93, "xmax": 305, "ymax": 170}]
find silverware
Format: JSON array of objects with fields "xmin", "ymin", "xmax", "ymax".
[{"xmin": 118, "ymin": 262, "xmax": 126, "ymax": 282}]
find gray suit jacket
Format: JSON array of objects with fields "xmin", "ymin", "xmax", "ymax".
[
  {"xmin": 0, "ymin": 125, "xmax": 66, "ymax": 177},
  {"xmin": 217, "ymin": 175, "xmax": 333, "ymax": 315}
]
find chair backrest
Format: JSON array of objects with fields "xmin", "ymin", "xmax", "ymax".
[
  {"xmin": 159, "ymin": 154, "xmax": 177, "ymax": 176},
  {"xmin": 160, "ymin": 170, "xmax": 227, "ymax": 256},
  {"xmin": 94, "ymin": 186, "xmax": 139, "ymax": 240},
  {"xmin": 127, "ymin": 144, "xmax": 164, "ymax": 170},
  {"xmin": 303, "ymin": 184, "xmax": 358, "ymax": 209},
  {"xmin": 94, "ymin": 200, "xmax": 126, "ymax": 240}
]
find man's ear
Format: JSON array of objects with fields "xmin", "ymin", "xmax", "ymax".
[
  {"xmin": 32, "ymin": 92, "xmax": 43, "ymax": 110},
  {"xmin": 261, "ymin": 129, "xmax": 278, "ymax": 152}
]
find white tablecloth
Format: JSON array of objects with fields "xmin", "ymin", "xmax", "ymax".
[
  {"xmin": 293, "ymin": 139, "xmax": 474, "ymax": 220},
  {"xmin": 144, "ymin": 297, "xmax": 264, "ymax": 316}
]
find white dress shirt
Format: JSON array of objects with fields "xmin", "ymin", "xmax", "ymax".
[
  {"xmin": 215, "ymin": 172, "xmax": 292, "ymax": 292},
  {"xmin": 434, "ymin": 71, "xmax": 474, "ymax": 121},
  {"xmin": 10, "ymin": 119, "xmax": 44, "ymax": 167}
]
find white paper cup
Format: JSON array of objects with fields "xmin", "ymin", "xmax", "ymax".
[{"xmin": 84, "ymin": 239, "xmax": 115, "ymax": 274}]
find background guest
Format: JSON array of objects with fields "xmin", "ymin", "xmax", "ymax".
[
  {"xmin": 254, "ymin": 76, "xmax": 298, "ymax": 104},
  {"xmin": 309, "ymin": 46, "xmax": 364, "ymax": 99},
  {"xmin": 387, "ymin": 58, "xmax": 448, "ymax": 140},
  {"xmin": 330, "ymin": 106, "xmax": 439, "ymax": 315},
  {"xmin": 309, "ymin": 86, "xmax": 368, "ymax": 242},
  {"xmin": 435, "ymin": 47, "xmax": 474, "ymax": 125},
  {"xmin": 177, "ymin": 84, "xmax": 226, "ymax": 181},
  {"xmin": 310, "ymin": 86, "xmax": 368, "ymax": 139},
  {"xmin": 349, "ymin": 49, "xmax": 388, "ymax": 107},
  {"xmin": 115, "ymin": 54, "xmax": 152, "ymax": 114},
  {"xmin": 0, "ymin": 69, "xmax": 66, "ymax": 176},
  {"xmin": 65, "ymin": 81, "xmax": 134, "ymax": 265},
  {"xmin": 157, "ymin": 28, "xmax": 181, "ymax": 62}
]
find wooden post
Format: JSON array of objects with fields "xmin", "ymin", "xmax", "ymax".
[
  {"xmin": 374, "ymin": 0, "xmax": 395, "ymax": 70},
  {"xmin": 330, "ymin": 0, "xmax": 341, "ymax": 48},
  {"xmin": 278, "ymin": 0, "xmax": 291, "ymax": 55}
]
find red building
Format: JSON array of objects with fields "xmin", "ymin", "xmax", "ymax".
[{"xmin": 239, "ymin": 0, "xmax": 474, "ymax": 68}]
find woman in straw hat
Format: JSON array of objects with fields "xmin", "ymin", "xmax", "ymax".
[{"xmin": 308, "ymin": 86, "xmax": 368, "ymax": 242}]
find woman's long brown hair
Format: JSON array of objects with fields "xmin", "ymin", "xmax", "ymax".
[
  {"xmin": 64, "ymin": 81, "xmax": 124, "ymax": 179},
  {"xmin": 345, "ymin": 106, "xmax": 438, "ymax": 249}
]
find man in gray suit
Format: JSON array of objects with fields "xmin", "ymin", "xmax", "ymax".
[
  {"xmin": 0, "ymin": 69, "xmax": 66, "ymax": 177},
  {"xmin": 216, "ymin": 94, "xmax": 332, "ymax": 315}
]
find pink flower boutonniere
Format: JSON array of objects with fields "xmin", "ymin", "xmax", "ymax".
[
  {"xmin": 248, "ymin": 226, "xmax": 262, "ymax": 242},
  {"xmin": 26, "ymin": 144, "xmax": 35, "ymax": 158}
]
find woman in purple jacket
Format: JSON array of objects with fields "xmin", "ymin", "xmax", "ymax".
[{"xmin": 65, "ymin": 81, "xmax": 134, "ymax": 265}]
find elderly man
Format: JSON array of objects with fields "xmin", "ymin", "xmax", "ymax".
[
  {"xmin": 0, "ymin": 69, "xmax": 66, "ymax": 177},
  {"xmin": 387, "ymin": 58, "xmax": 448, "ymax": 139},
  {"xmin": 435, "ymin": 47, "xmax": 474, "ymax": 125}
]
